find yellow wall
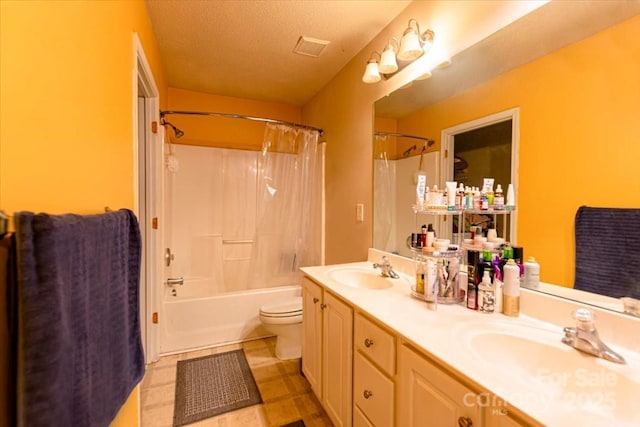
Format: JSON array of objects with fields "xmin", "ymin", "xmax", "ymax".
[
  {"xmin": 0, "ymin": 1, "xmax": 167, "ymax": 425},
  {"xmin": 396, "ymin": 15, "xmax": 640, "ymax": 287},
  {"xmin": 1, "ymin": 0, "xmax": 166, "ymax": 215},
  {"xmin": 166, "ymin": 87, "xmax": 302, "ymax": 151},
  {"xmin": 303, "ymin": 1, "xmax": 543, "ymax": 265}
]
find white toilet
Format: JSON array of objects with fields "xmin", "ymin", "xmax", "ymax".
[{"xmin": 259, "ymin": 297, "xmax": 303, "ymax": 360}]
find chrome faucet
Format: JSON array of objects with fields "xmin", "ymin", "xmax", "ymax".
[
  {"xmin": 373, "ymin": 256, "xmax": 400, "ymax": 279},
  {"xmin": 561, "ymin": 308, "xmax": 626, "ymax": 364}
]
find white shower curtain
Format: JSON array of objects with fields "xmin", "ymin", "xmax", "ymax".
[
  {"xmin": 373, "ymin": 134, "xmax": 395, "ymax": 252},
  {"xmin": 249, "ymin": 123, "xmax": 322, "ymax": 288}
]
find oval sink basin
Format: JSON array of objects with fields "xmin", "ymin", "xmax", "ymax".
[
  {"xmin": 457, "ymin": 320, "xmax": 640, "ymax": 425},
  {"xmin": 325, "ymin": 266, "xmax": 409, "ymax": 289}
]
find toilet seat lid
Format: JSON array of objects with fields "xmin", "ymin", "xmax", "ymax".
[{"xmin": 260, "ymin": 297, "xmax": 302, "ymax": 316}]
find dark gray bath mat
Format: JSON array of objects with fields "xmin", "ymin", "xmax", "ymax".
[
  {"xmin": 281, "ymin": 420, "xmax": 305, "ymax": 427},
  {"xmin": 173, "ymin": 349, "xmax": 262, "ymax": 426}
]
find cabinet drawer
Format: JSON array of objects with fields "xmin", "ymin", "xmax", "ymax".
[
  {"xmin": 354, "ymin": 313, "xmax": 396, "ymax": 376},
  {"xmin": 354, "ymin": 352, "xmax": 394, "ymax": 427}
]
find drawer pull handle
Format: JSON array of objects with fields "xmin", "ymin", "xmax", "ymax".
[
  {"xmin": 313, "ymin": 297, "xmax": 319, "ymax": 304},
  {"xmin": 320, "ymin": 303, "xmax": 327, "ymax": 309},
  {"xmin": 458, "ymin": 416, "xmax": 473, "ymax": 427},
  {"xmin": 364, "ymin": 338, "xmax": 374, "ymax": 348},
  {"xmin": 363, "ymin": 390, "xmax": 373, "ymax": 399}
]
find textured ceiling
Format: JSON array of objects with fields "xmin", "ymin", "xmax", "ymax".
[{"xmin": 145, "ymin": 0, "xmax": 411, "ymax": 106}]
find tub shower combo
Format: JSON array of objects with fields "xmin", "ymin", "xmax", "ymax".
[{"xmin": 159, "ymin": 111, "xmax": 324, "ymax": 357}]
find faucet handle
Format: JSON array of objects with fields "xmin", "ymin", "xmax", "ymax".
[{"xmin": 572, "ymin": 308, "xmax": 596, "ymax": 332}]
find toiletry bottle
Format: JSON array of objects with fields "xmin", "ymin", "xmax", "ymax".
[
  {"xmin": 506, "ymin": 183, "xmax": 515, "ymax": 211},
  {"xmin": 487, "ymin": 227, "xmax": 497, "ymax": 243},
  {"xmin": 426, "ymin": 224, "xmax": 435, "ymax": 248},
  {"xmin": 446, "ymin": 181, "xmax": 457, "ymax": 211},
  {"xmin": 499, "ymin": 245, "xmax": 513, "ymax": 274},
  {"xmin": 421, "ymin": 224, "xmax": 427, "ymax": 248},
  {"xmin": 480, "ymin": 191, "xmax": 489, "ymax": 210},
  {"xmin": 466, "ymin": 251, "xmax": 479, "ymax": 310},
  {"xmin": 473, "ymin": 187, "xmax": 481, "ymax": 210},
  {"xmin": 478, "ymin": 270, "xmax": 495, "ymax": 313},
  {"xmin": 524, "ymin": 256, "xmax": 540, "ymax": 288},
  {"xmin": 512, "ymin": 246, "xmax": 524, "ymax": 283},
  {"xmin": 424, "ymin": 186, "xmax": 430, "ymax": 209},
  {"xmin": 493, "ymin": 257, "xmax": 503, "ymax": 314},
  {"xmin": 430, "ymin": 184, "xmax": 439, "ymax": 207},
  {"xmin": 479, "ymin": 250, "xmax": 493, "ymax": 279},
  {"xmin": 415, "ymin": 260, "xmax": 425, "ymax": 294},
  {"xmin": 494, "ymin": 184, "xmax": 504, "ymax": 210},
  {"xmin": 487, "ymin": 188, "xmax": 495, "ymax": 209},
  {"xmin": 459, "ymin": 269, "xmax": 468, "ymax": 299},
  {"xmin": 455, "ymin": 183, "xmax": 464, "ymax": 211},
  {"xmin": 425, "ymin": 258, "xmax": 437, "ymax": 302},
  {"xmin": 416, "ymin": 174, "xmax": 427, "ymax": 209},
  {"xmin": 465, "ymin": 186, "xmax": 473, "ymax": 210},
  {"xmin": 503, "ymin": 259, "xmax": 520, "ymax": 317}
]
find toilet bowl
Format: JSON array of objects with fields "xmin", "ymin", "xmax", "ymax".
[{"xmin": 259, "ymin": 297, "xmax": 303, "ymax": 360}]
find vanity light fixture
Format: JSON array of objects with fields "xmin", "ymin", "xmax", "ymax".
[
  {"xmin": 379, "ymin": 37, "xmax": 399, "ymax": 74},
  {"xmin": 398, "ymin": 19, "xmax": 435, "ymax": 61},
  {"xmin": 362, "ymin": 19, "xmax": 435, "ymax": 84},
  {"xmin": 362, "ymin": 51, "xmax": 382, "ymax": 83}
]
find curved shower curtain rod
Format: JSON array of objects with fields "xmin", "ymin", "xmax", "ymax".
[
  {"xmin": 160, "ymin": 110, "xmax": 324, "ymax": 136},
  {"xmin": 374, "ymin": 131, "xmax": 435, "ymax": 146}
]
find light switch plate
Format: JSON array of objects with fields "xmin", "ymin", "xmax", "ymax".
[{"xmin": 356, "ymin": 203, "xmax": 364, "ymax": 222}]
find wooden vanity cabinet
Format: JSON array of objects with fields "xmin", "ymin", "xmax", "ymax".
[
  {"xmin": 398, "ymin": 343, "xmax": 483, "ymax": 427},
  {"xmin": 303, "ymin": 275, "xmax": 534, "ymax": 427},
  {"xmin": 302, "ymin": 277, "xmax": 353, "ymax": 427}
]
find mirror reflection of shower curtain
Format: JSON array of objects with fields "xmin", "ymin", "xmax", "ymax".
[
  {"xmin": 249, "ymin": 123, "xmax": 322, "ymax": 288},
  {"xmin": 373, "ymin": 135, "xmax": 395, "ymax": 252}
]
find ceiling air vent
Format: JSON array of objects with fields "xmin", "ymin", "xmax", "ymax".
[{"xmin": 293, "ymin": 36, "xmax": 330, "ymax": 57}]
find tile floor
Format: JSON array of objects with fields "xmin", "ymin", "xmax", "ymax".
[{"xmin": 140, "ymin": 337, "xmax": 333, "ymax": 427}]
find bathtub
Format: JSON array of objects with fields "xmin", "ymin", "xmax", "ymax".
[{"xmin": 159, "ymin": 283, "xmax": 302, "ymax": 354}]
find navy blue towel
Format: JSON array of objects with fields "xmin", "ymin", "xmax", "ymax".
[
  {"xmin": 14, "ymin": 210, "xmax": 144, "ymax": 427},
  {"xmin": 574, "ymin": 206, "xmax": 640, "ymax": 299}
]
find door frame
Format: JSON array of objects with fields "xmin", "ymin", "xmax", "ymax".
[
  {"xmin": 133, "ymin": 33, "xmax": 162, "ymax": 363},
  {"xmin": 440, "ymin": 108, "xmax": 520, "ymax": 243}
]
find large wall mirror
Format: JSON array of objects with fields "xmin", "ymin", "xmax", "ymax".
[{"xmin": 373, "ymin": 1, "xmax": 640, "ymax": 316}]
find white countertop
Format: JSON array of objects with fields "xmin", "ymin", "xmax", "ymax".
[{"xmin": 301, "ymin": 254, "xmax": 640, "ymax": 427}]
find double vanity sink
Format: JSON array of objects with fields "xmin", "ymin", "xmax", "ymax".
[
  {"xmin": 302, "ymin": 250, "xmax": 640, "ymax": 426},
  {"xmin": 324, "ymin": 264, "xmax": 410, "ymax": 290}
]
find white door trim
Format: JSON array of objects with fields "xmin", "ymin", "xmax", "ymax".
[
  {"xmin": 440, "ymin": 108, "xmax": 520, "ymax": 243},
  {"xmin": 133, "ymin": 33, "xmax": 161, "ymax": 364}
]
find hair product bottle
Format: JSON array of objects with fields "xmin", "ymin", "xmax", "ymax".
[
  {"xmin": 503, "ymin": 259, "xmax": 520, "ymax": 317},
  {"xmin": 524, "ymin": 256, "xmax": 540, "ymax": 288}
]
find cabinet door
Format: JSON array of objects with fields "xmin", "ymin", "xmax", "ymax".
[
  {"xmin": 302, "ymin": 277, "xmax": 323, "ymax": 397},
  {"xmin": 398, "ymin": 344, "xmax": 483, "ymax": 427},
  {"xmin": 322, "ymin": 291, "xmax": 353, "ymax": 427},
  {"xmin": 354, "ymin": 405, "xmax": 375, "ymax": 427}
]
